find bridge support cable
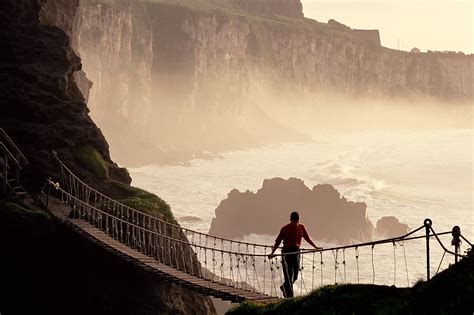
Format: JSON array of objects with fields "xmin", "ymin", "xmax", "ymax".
[
  {"xmin": 355, "ymin": 247, "xmax": 360, "ymax": 284},
  {"xmin": 311, "ymin": 252, "xmax": 315, "ymax": 290},
  {"xmin": 393, "ymin": 242, "xmax": 397, "ymax": 286},
  {"xmin": 371, "ymin": 245, "xmax": 376, "ymax": 284},
  {"xmin": 342, "ymin": 249, "xmax": 347, "ymax": 284},
  {"xmin": 320, "ymin": 251, "xmax": 324, "ymax": 286}
]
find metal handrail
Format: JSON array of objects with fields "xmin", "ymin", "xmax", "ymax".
[
  {"xmin": 0, "ymin": 142, "xmax": 22, "ymax": 169},
  {"xmin": 0, "ymin": 128, "xmax": 29, "ymax": 166}
]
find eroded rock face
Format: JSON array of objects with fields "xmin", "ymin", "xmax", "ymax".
[
  {"xmin": 209, "ymin": 178, "xmax": 374, "ymax": 243},
  {"xmin": 40, "ymin": 0, "xmax": 157, "ymax": 166},
  {"xmin": 374, "ymin": 216, "xmax": 409, "ymax": 238},
  {"xmin": 39, "ymin": 0, "xmax": 474, "ymax": 166}
]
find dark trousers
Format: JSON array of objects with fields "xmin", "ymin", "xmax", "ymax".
[{"xmin": 281, "ymin": 247, "xmax": 300, "ymax": 297}]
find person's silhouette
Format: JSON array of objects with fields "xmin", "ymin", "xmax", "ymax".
[{"xmin": 268, "ymin": 211, "xmax": 322, "ymax": 297}]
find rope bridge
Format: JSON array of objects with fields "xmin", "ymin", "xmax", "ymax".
[{"xmin": 43, "ymin": 153, "xmax": 472, "ymax": 302}]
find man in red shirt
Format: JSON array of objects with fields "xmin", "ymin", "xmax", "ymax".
[{"xmin": 268, "ymin": 211, "xmax": 322, "ymax": 297}]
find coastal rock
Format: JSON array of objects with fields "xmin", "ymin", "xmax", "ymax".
[
  {"xmin": 374, "ymin": 216, "xmax": 409, "ymax": 238},
  {"xmin": 209, "ymin": 178, "xmax": 374, "ymax": 243}
]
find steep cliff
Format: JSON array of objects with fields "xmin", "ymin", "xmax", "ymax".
[
  {"xmin": 39, "ymin": 0, "xmax": 161, "ymax": 166},
  {"xmin": 0, "ymin": 1, "xmax": 215, "ymax": 313},
  {"xmin": 39, "ymin": 0, "xmax": 473, "ymax": 166},
  {"xmin": 209, "ymin": 178, "xmax": 374, "ymax": 243},
  {"xmin": 1, "ymin": 0, "xmax": 130, "ymax": 193}
]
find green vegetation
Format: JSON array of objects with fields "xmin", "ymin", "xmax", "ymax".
[
  {"xmin": 228, "ymin": 253, "xmax": 474, "ymax": 315},
  {"xmin": 110, "ymin": 180, "xmax": 175, "ymax": 222},
  {"xmin": 228, "ymin": 285, "xmax": 412, "ymax": 315},
  {"xmin": 77, "ymin": 146, "xmax": 109, "ymax": 179}
]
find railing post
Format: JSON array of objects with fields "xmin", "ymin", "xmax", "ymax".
[
  {"xmin": 451, "ymin": 226, "xmax": 461, "ymax": 264},
  {"xmin": 2, "ymin": 150, "xmax": 7, "ymax": 196},
  {"xmin": 424, "ymin": 218, "xmax": 432, "ymax": 281}
]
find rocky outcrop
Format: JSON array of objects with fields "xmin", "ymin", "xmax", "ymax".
[
  {"xmin": 209, "ymin": 178, "xmax": 374, "ymax": 243},
  {"xmin": 374, "ymin": 216, "xmax": 409, "ymax": 238},
  {"xmin": 39, "ymin": 0, "xmax": 473, "ymax": 166},
  {"xmin": 0, "ymin": 1, "xmax": 214, "ymax": 313}
]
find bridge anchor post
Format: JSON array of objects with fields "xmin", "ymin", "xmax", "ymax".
[
  {"xmin": 451, "ymin": 226, "xmax": 461, "ymax": 264},
  {"xmin": 424, "ymin": 218, "xmax": 432, "ymax": 281}
]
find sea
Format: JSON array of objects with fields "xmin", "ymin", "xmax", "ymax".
[{"xmin": 130, "ymin": 128, "xmax": 473, "ymax": 294}]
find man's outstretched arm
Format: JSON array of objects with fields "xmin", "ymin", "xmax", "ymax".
[
  {"xmin": 268, "ymin": 230, "xmax": 284, "ymax": 258},
  {"xmin": 303, "ymin": 226, "xmax": 323, "ymax": 250}
]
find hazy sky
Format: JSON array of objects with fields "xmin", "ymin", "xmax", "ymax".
[{"xmin": 301, "ymin": 0, "xmax": 473, "ymax": 53}]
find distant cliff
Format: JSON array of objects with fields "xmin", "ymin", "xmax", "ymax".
[
  {"xmin": 40, "ymin": 0, "xmax": 474, "ymax": 166},
  {"xmin": 209, "ymin": 178, "xmax": 374, "ymax": 243}
]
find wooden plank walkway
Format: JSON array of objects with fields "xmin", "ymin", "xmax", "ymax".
[{"xmin": 47, "ymin": 200, "xmax": 279, "ymax": 303}]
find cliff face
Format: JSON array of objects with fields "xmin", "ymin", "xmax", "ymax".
[
  {"xmin": 40, "ymin": 0, "xmax": 473, "ymax": 167},
  {"xmin": 0, "ymin": 0, "xmax": 130, "ymax": 193},
  {"xmin": 40, "ymin": 0, "xmax": 158, "ymax": 165},
  {"xmin": 0, "ymin": 1, "xmax": 214, "ymax": 313},
  {"xmin": 209, "ymin": 178, "xmax": 374, "ymax": 243}
]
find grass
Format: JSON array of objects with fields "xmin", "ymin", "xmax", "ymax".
[
  {"xmin": 77, "ymin": 146, "xmax": 109, "ymax": 179},
  {"xmin": 227, "ymin": 253, "xmax": 474, "ymax": 315},
  {"xmin": 228, "ymin": 285, "xmax": 412, "ymax": 315},
  {"xmin": 110, "ymin": 180, "xmax": 175, "ymax": 222}
]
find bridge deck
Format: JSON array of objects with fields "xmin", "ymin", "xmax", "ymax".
[{"xmin": 48, "ymin": 200, "xmax": 279, "ymax": 303}]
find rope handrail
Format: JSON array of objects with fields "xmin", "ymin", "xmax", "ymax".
[
  {"xmin": 298, "ymin": 230, "xmax": 452, "ymax": 255},
  {"xmin": 53, "ymin": 152, "xmax": 274, "ymax": 250},
  {"xmin": 0, "ymin": 128, "xmax": 29, "ymax": 165},
  {"xmin": 51, "ymin": 184, "xmax": 268, "ymax": 257},
  {"xmin": 50, "ymin": 183, "xmax": 461, "ymax": 260},
  {"xmin": 52, "ymin": 154, "xmax": 472, "ymax": 256}
]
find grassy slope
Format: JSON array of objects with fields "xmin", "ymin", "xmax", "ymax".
[
  {"xmin": 73, "ymin": 143, "xmax": 175, "ymax": 222},
  {"xmin": 110, "ymin": 180, "xmax": 175, "ymax": 222},
  {"xmin": 228, "ymin": 252, "xmax": 474, "ymax": 315}
]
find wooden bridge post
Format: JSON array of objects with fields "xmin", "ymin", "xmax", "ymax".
[
  {"xmin": 424, "ymin": 218, "xmax": 432, "ymax": 281},
  {"xmin": 451, "ymin": 226, "xmax": 461, "ymax": 264}
]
